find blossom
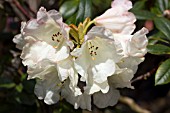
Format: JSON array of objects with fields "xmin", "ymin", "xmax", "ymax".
[
  {"xmin": 13, "ymin": 1, "xmax": 149, "ymax": 110},
  {"xmin": 94, "ymin": 0, "xmax": 136, "ymax": 34},
  {"xmin": 72, "ymin": 27, "xmax": 121, "ymax": 95},
  {"xmin": 33, "ymin": 57, "xmax": 81, "ymax": 104},
  {"xmin": 13, "ymin": 7, "xmax": 81, "ymax": 104},
  {"xmin": 113, "ymin": 27, "xmax": 148, "ymax": 57},
  {"xmin": 15, "ymin": 7, "xmax": 73, "ymax": 72},
  {"xmin": 106, "ymin": 27, "xmax": 148, "ymax": 73}
]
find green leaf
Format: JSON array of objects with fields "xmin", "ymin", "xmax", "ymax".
[
  {"xmin": 151, "ymin": 7, "xmax": 162, "ymax": 15},
  {"xmin": 147, "ymin": 44, "xmax": 170, "ymax": 55},
  {"xmin": 154, "ymin": 17, "xmax": 170, "ymax": 40},
  {"xmin": 76, "ymin": 0, "xmax": 92, "ymax": 24},
  {"xmin": 155, "ymin": 59, "xmax": 170, "ymax": 85},
  {"xmin": 132, "ymin": 0, "xmax": 146, "ymax": 10},
  {"xmin": 92, "ymin": 0, "xmax": 111, "ymax": 18},
  {"xmin": 65, "ymin": 13, "xmax": 77, "ymax": 25},
  {"xmin": 15, "ymin": 83, "xmax": 23, "ymax": 93},
  {"xmin": 59, "ymin": 0, "xmax": 79, "ymax": 19},
  {"xmin": 131, "ymin": 10, "xmax": 156, "ymax": 20},
  {"xmin": 155, "ymin": 0, "xmax": 169, "ymax": 12},
  {"xmin": 0, "ymin": 83, "xmax": 16, "ymax": 88}
]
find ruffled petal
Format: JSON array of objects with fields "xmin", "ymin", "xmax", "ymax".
[
  {"xmin": 21, "ymin": 41, "xmax": 69, "ymax": 67},
  {"xmin": 111, "ymin": 0, "xmax": 132, "ymax": 11},
  {"xmin": 93, "ymin": 87, "xmax": 120, "ymax": 108},
  {"xmin": 95, "ymin": 0, "xmax": 136, "ymax": 34},
  {"xmin": 27, "ymin": 59, "xmax": 56, "ymax": 80},
  {"xmin": 34, "ymin": 66, "xmax": 61, "ymax": 105},
  {"xmin": 109, "ymin": 67, "xmax": 134, "ymax": 89},
  {"xmin": 61, "ymin": 81, "xmax": 91, "ymax": 110}
]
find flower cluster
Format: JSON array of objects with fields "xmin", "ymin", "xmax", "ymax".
[{"xmin": 13, "ymin": 0, "xmax": 148, "ymax": 110}]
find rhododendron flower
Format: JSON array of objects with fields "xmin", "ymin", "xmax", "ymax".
[
  {"xmin": 12, "ymin": 0, "xmax": 149, "ymax": 110},
  {"xmin": 105, "ymin": 27, "xmax": 148, "ymax": 73},
  {"xmin": 94, "ymin": 0, "xmax": 136, "ymax": 34},
  {"xmin": 13, "ymin": 7, "xmax": 81, "ymax": 104},
  {"xmin": 72, "ymin": 27, "xmax": 121, "ymax": 95},
  {"xmin": 113, "ymin": 27, "xmax": 148, "ymax": 57},
  {"xmin": 33, "ymin": 58, "xmax": 81, "ymax": 104}
]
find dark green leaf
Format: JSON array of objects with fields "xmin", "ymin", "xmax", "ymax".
[
  {"xmin": 65, "ymin": 13, "xmax": 77, "ymax": 25},
  {"xmin": 76, "ymin": 0, "xmax": 92, "ymax": 24},
  {"xmin": 131, "ymin": 10, "xmax": 156, "ymax": 20},
  {"xmin": 132, "ymin": 0, "xmax": 146, "ymax": 10},
  {"xmin": 154, "ymin": 17, "xmax": 170, "ymax": 40},
  {"xmin": 155, "ymin": 59, "xmax": 170, "ymax": 85},
  {"xmin": 151, "ymin": 7, "xmax": 162, "ymax": 15},
  {"xmin": 59, "ymin": 0, "xmax": 79, "ymax": 19},
  {"xmin": 92, "ymin": 0, "xmax": 111, "ymax": 18},
  {"xmin": 155, "ymin": 0, "xmax": 169, "ymax": 12},
  {"xmin": 147, "ymin": 44, "xmax": 170, "ymax": 55}
]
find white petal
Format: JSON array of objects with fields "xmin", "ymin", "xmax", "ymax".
[
  {"xmin": 118, "ymin": 57, "xmax": 144, "ymax": 73},
  {"xmin": 71, "ymin": 48, "xmax": 83, "ymax": 57},
  {"xmin": 61, "ymin": 81, "xmax": 91, "ymax": 110},
  {"xmin": 92, "ymin": 59, "xmax": 116, "ymax": 83},
  {"xmin": 93, "ymin": 87, "xmax": 120, "ymax": 108},
  {"xmin": 95, "ymin": 0, "xmax": 136, "ymax": 34},
  {"xmin": 24, "ymin": 7, "xmax": 70, "ymax": 49},
  {"xmin": 27, "ymin": 59, "xmax": 56, "ymax": 79},
  {"xmin": 21, "ymin": 41, "xmax": 69, "ymax": 67},
  {"xmin": 85, "ymin": 80, "xmax": 110, "ymax": 94},
  {"xmin": 57, "ymin": 57, "xmax": 75, "ymax": 81},
  {"xmin": 13, "ymin": 22, "xmax": 27, "ymax": 50},
  {"xmin": 132, "ymin": 27, "xmax": 148, "ymax": 49},
  {"xmin": 111, "ymin": 0, "xmax": 132, "ymax": 11},
  {"xmin": 34, "ymin": 67, "xmax": 61, "ymax": 105},
  {"xmin": 13, "ymin": 34, "xmax": 26, "ymax": 50},
  {"xmin": 109, "ymin": 68, "xmax": 134, "ymax": 89},
  {"xmin": 113, "ymin": 28, "xmax": 148, "ymax": 57}
]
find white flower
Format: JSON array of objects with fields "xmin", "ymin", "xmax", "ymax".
[
  {"xmin": 94, "ymin": 0, "xmax": 136, "ymax": 34},
  {"xmin": 13, "ymin": 7, "xmax": 81, "ymax": 105},
  {"xmin": 113, "ymin": 27, "xmax": 148, "ymax": 57},
  {"xmin": 103, "ymin": 27, "xmax": 148, "ymax": 73},
  {"xmin": 32, "ymin": 57, "xmax": 81, "ymax": 104},
  {"xmin": 14, "ymin": 7, "xmax": 73, "ymax": 79},
  {"xmin": 13, "ymin": 3, "xmax": 149, "ymax": 110},
  {"xmin": 72, "ymin": 27, "xmax": 121, "ymax": 95}
]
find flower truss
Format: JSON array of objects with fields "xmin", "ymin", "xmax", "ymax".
[{"xmin": 13, "ymin": 0, "xmax": 148, "ymax": 111}]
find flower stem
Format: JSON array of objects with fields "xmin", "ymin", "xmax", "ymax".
[
  {"xmin": 83, "ymin": 20, "xmax": 95, "ymax": 35},
  {"xmin": 80, "ymin": 20, "xmax": 95, "ymax": 44}
]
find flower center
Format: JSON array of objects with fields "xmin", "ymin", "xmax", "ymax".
[
  {"xmin": 88, "ymin": 41, "xmax": 99, "ymax": 60},
  {"xmin": 51, "ymin": 32, "xmax": 63, "ymax": 48}
]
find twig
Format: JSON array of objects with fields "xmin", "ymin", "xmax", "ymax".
[
  {"xmin": 131, "ymin": 68, "xmax": 157, "ymax": 83},
  {"xmin": 12, "ymin": 0, "xmax": 32, "ymax": 19},
  {"xmin": 9, "ymin": 1, "xmax": 26, "ymax": 20},
  {"xmin": 119, "ymin": 96, "xmax": 151, "ymax": 113}
]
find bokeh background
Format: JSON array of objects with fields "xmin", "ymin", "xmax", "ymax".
[{"xmin": 0, "ymin": 0, "xmax": 170, "ymax": 113}]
